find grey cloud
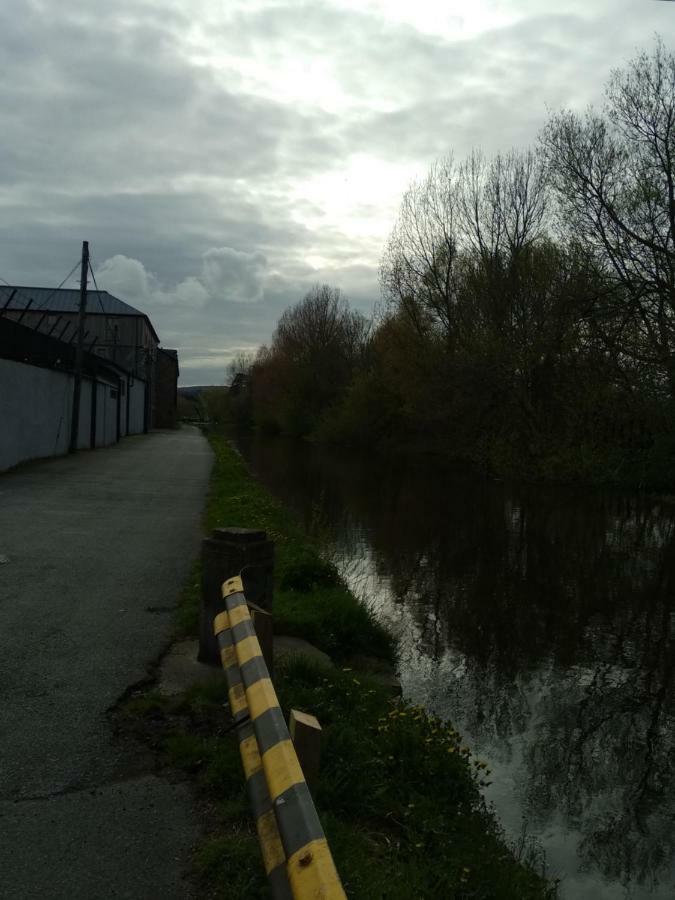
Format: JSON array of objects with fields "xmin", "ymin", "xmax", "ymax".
[
  {"xmin": 336, "ymin": 12, "xmax": 648, "ymax": 162},
  {"xmin": 92, "ymin": 247, "xmax": 377, "ymax": 384},
  {"xmin": 96, "ymin": 246, "xmax": 269, "ymax": 308},
  {"xmin": 201, "ymin": 248, "xmax": 268, "ymax": 303},
  {"xmin": 221, "ymin": 2, "xmax": 670, "ymax": 165},
  {"xmin": 2, "ymin": 0, "xmax": 675, "ymax": 385},
  {"xmin": 92, "ymin": 249, "xmax": 301, "ymax": 382},
  {"xmin": 0, "ymin": 1, "xmax": 347, "ymax": 199}
]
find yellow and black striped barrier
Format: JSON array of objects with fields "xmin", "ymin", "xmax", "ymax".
[
  {"xmin": 214, "ymin": 575, "xmax": 347, "ymax": 900},
  {"xmin": 214, "ymin": 605, "xmax": 291, "ymax": 898}
]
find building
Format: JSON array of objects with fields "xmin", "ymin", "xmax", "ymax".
[
  {"xmin": 0, "ymin": 285, "xmax": 179, "ymax": 430},
  {"xmin": 0, "ymin": 285, "xmax": 179, "ymax": 471},
  {"xmin": 154, "ymin": 348, "xmax": 179, "ymax": 429}
]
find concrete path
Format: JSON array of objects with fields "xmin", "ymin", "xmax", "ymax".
[{"xmin": 0, "ymin": 428, "xmax": 213, "ymax": 899}]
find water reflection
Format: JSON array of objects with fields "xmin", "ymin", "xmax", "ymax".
[{"xmin": 232, "ymin": 431, "xmax": 675, "ymax": 898}]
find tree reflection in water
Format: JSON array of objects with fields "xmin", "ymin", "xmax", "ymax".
[{"xmin": 233, "ymin": 431, "xmax": 675, "ymax": 897}]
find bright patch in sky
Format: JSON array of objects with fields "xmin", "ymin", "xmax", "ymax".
[
  {"xmin": 290, "ymin": 155, "xmax": 421, "ymax": 243},
  {"xmin": 1, "ymin": 0, "xmax": 675, "ymax": 381},
  {"xmin": 336, "ymin": 0, "xmax": 518, "ymax": 38}
]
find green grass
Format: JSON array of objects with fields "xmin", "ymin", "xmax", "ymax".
[
  {"xmin": 123, "ymin": 659, "xmax": 555, "ymax": 899},
  {"xmin": 201, "ymin": 432, "xmax": 395, "ymax": 663},
  {"xmin": 134, "ymin": 430, "xmax": 556, "ymax": 898},
  {"xmin": 276, "ymin": 658, "xmax": 555, "ymax": 899}
]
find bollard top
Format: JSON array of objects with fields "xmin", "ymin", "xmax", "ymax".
[
  {"xmin": 290, "ymin": 709, "xmax": 322, "ymax": 732},
  {"xmin": 212, "ymin": 527, "xmax": 268, "ymax": 543}
]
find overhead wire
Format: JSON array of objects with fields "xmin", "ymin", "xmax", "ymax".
[
  {"xmin": 88, "ymin": 252, "xmax": 115, "ymax": 344},
  {"xmin": 87, "ymin": 257, "xmax": 106, "ymax": 313},
  {"xmin": 0, "ymin": 259, "xmax": 81, "ymax": 312},
  {"xmin": 35, "ymin": 259, "xmax": 82, "ymax": 307},
  {"xmin": 0, "ymin": 251, "xmax": 114, "ymax": 343}
]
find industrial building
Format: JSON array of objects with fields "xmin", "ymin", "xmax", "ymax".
[{"xmin": 0, "ymin": 285, "xmax": 179, "ymax": 471}]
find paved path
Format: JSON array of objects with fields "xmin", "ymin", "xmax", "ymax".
[{"xmin": 0, "ymin": 428, "xmax": 213, "ymax": 899}]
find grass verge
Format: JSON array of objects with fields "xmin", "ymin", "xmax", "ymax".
[
  {"xmin": 180, "ymin": 432, "xmax": 394, "ymax": 663},
  {"xmin": 123, "ymin": 431, "xmax": 556, "ymax": 898}
]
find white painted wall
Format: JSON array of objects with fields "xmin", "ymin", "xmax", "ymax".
[
  {"xmin": 120, "ymin": 379, "xmax": 128, "ymax": 438},
  {"xmin": 128, "ymin": 378, "xmax": 146, "ymax": 434},
  {"xmin": 97, "ymin": 380, "xmax": 118, "ymax": 447},
  {"xmin": 0, "ymin": 359, "xmax": 73, "ymax": 470},
  {"xmin": 0, "ymin": 359, "xmax": 139, "ymax": 472},
  {"xmin": 78, "ymin": 379, "xmax": 92, "ymax": 450}
]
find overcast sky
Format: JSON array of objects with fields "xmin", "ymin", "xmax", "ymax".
[{"xmin": 2, "ymin": 1, "xmax": 675, "ymax": 384}]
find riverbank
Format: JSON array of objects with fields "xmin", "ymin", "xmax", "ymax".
[
  {"xmin": 125, "ymin": 432, "xmax": 557, "ymax": 898},
  {"xmin": 308, "ymin": 426, "xmax": 675, "ymax": 491},
  {"xmin": 217, "ymin": 394, "xmax": 675, "ymax": 492}
]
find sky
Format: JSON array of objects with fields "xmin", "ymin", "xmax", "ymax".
[{"xmin": 2, "ymin": 1, "xmax": 675, "ymax": 385}]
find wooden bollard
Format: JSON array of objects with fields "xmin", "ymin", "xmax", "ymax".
[
  {"xmin": 199, "ymin": 527, "xmax": 274, "ymax": 666},
  {"xmin": 289, "ymin": 709, "xmax": 322, "ymax": 793}
]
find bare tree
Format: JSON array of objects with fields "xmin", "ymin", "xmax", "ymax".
[
  {"xmin": 249, "ymin": 284, "xmax": 370, "ymax": 435},
  {"xmin": 541, "ymin": 37, "xmax": 675, "ymax": 396},
  {"xmin": 380, "ymin": 149, "xmax": 549, "ymax": 349},
  {"xmin": 458, "ymin": 148, "xmax": 548, "ymax": 264},
  {"xmin": 380, "ymin": 158, "xmax": 462, "ymax": 344},
  {"xmin": 225, "ymin": 350, "xmax": 255, "ymax": 386},
  {"xmin": 274, "ymin": 284, "xmax": 369, "ymax": 367}
]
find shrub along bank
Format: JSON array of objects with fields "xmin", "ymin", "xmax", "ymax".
[{"xmin": 128, "ymin": 433, "xmax": 556, "ymax": 899}]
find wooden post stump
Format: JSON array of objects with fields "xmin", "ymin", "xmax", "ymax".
[
  {"xmin": 199, "ymin": 527, "xmax": 274, "ymax": 666},
  {"xmin": 290, "ymin": 709, "xmax": 322, "ymax": 793}
]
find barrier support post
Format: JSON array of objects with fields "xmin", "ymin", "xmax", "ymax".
[
  {"xmin": 251, "ymin": 606, "xmax": 275, "ymax": 678},
  {"xmin": 289, "ymin": 710, "xmax": 322, "ymax": 794}
]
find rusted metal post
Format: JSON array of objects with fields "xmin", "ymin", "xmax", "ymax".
[
  {"xmin": 199, "ymin": 527, "xmax": 274, "ymax": 666},
  {"xmin": 290, "ymin": 710, "xmax": 322, "ymax": 794}
]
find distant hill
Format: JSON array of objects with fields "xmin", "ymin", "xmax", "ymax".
[{"xmin": 178, "ymin": 385, "xmax": 225, "ymax": 400}]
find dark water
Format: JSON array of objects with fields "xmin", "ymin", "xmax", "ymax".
[{"xmin": 232, "ymin": 431, "xmax": 675, "ymax": 899}]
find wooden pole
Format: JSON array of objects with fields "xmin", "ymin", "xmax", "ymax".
[
  {"xmin": 69, "ymin": 240, "xmax": 89, "ymax": 453},
  {"xmin": 289, "ymin": 709, "xmax": 322, "ymax": 793}
]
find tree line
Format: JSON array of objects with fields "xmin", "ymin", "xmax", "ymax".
[{"xmin": 234, "ymin": 39, "xmax": 675, "ymax": 485}]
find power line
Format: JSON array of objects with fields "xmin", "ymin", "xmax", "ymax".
[
  {"xmin": 0, "ymin": 259, "xmax": 81, "ymax": 311},
  {"xmin": 37, "ymin": 260, "xmax": 81, "ymax": 306}
]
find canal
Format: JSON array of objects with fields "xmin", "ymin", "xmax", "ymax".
[{"xmin": 232, "ymin": 430, "xmax": 675, "ymax": 899}]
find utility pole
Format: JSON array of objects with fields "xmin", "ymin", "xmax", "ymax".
[{"xmin": 69, "ymin": 240, "xmax": 89, "ymax": 453}]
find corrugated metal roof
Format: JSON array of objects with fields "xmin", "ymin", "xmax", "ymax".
[{"xmin": 0, "ymin": 285, "xmax": 142, "ymax": 316}]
